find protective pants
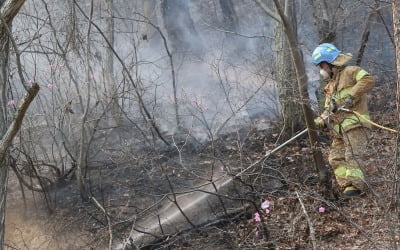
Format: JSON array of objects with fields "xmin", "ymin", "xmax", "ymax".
[{"xmin": 328, "ymin": 127, "xmax": 368, "ymax": 190}]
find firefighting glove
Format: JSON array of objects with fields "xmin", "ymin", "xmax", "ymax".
[
  {"xmin": 343, "ymin": 95, "xmax": 355, "ymax": 109},
  {"xmin": 329, "ymin": 100, "xmax": 338, "ymax": 113},
  {"xmin": 314, "ymin": 117, "xmax": 326, "ymax": 128}
]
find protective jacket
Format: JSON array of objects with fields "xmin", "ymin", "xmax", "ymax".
[
  {"xmin": 319, "ymin": 65, "xmax": 375, "ymax": 192},
  {"xmin": 320, "ymin": 65, "xmax": 375, "ymax": 134}
]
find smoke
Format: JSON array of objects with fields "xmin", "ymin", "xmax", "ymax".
[{"xmin": 127, "ymin": 0, "xmax": 279, "ymax": 141}]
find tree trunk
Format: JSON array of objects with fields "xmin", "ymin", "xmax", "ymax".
[
  {"xmin": 104, "ymin": 0, "xmax": 114, "ymax": 94},
  {"xmin": 103, "ymin": 0, "xmax": 120, "ymax": 124},
  {"xmin": 0, "ymin": 16, "xmax": 10, "ymax": 250},
  {"xmin": 309, "ymin": 0, "xmax": 335, "ymax": 43},
  {"xmin": 219, "ymin": 0, "xmax": 238, "ymax": 32},
  {"xmin": 161, "ymin": 0, "xmax": 203, "ymax": 54},
  {"xmin": 355, "ymin": 5, "xmax": 377, "ymax": 66},
  {"xmin": 392, "ymin": 0, "xmax": 400, "ymax": 212},
  {"xmin": 272, "ymin": 0, "xmax": 330, "ymax": 187},
  {"xmin": 274, "ymin": 0, "xmax": 304, "ymax": 140},
  {"xmin": 0, "ymin": 165, "xmax": 6, "ymax": 248},
  {"xmin": 142, "ymin": 0, "xmax": 157, "ymax": 40}
]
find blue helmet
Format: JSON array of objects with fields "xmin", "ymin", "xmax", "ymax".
[{"xmin": 312, "ymin": 43, "xmax": 341, "ymax": 65}]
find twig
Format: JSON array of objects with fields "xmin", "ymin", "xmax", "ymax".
[
  {"xmin": 171, "ymin": 117, "xmax": 194, "ymax": 167},
  {"xmin": 161, "ymin": 164, "xmax": 195, "ymax": 228},
  {"xmin": 295, "ymin": 191, "xmax": 317, "ymax": 250},
  {"xmin": 90, "ymin": 196, "xmax": 113, "ymax": 250},
  {"xmin": 202, "ymin": 21, "xmax": 274, "ymax": 39}
]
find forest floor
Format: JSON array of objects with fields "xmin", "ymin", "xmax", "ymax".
[
  {"xmin": 3, "ymin": 108, "xmax": 400, "ymax": 249},
  {"xmin": 164, "ymin": 112, "xmax": 400, "ymax": 250}
]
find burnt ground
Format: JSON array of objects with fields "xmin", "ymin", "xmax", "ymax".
[
  {"xmin": 163, "ymin": 109, "xmax": 400, "ymax": 250},
  {"xmin": 4, "ymin": 105, "xmax": 400, "ymax": 249}
]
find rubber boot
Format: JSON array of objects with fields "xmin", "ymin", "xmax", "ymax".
[{"xmin": 343, "ymin": 186, "xmax": 361, "ymax": 197}]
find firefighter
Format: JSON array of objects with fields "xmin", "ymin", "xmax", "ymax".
[{"xmin": 312, "ymin": 43, "xmax": 375, "ymax": 197}]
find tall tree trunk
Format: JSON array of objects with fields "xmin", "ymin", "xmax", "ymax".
[
  {"xmin": 219, "ymin": 0, "xmax": 238, "ymax": 32},
  {"xmin": 142, "ymin": 0, "xmax": 157, "ymax": 40},
  {"xmin": 161, "ymin": 0, "xmax": 203, "ymax": 54},
  {"xmin": 392, "ymin": 0, "xmax": 400, "ymax": 213},
  {"xmin": 104, "ymin": 0, "xmax": 114, "ymax": 94},
  {"xmin": 0, "ymin": 22, "xmax": 9, "ymax": 250},
  {"xmin": 272, "ymin": 0, "xmax": 330, "ymax": 187},
  {"xmin": 0, "ymin": 164, "xmax": 6, "ymax": 248},
  {"xmin": 355, "ymin": 5, "xmax": 377, "ymax": 66},
  {"xmin": 103, "ymin": 0, "xmax": 120, "ymax": 124},
  {"xmin": 274, "ymin": 0, "xmax": 304, "ymax": 140},
  {"xmin": 309, "ymin": 0, "xmax": 335, "ymax": 43},
  {"xmin": 75, "ymin": 0, "xmax": 96, "ymax": 202}
]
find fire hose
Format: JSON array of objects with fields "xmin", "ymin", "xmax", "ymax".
[
  {"xmin": 236, "ymin": 128, "xmax": 308, "ymax": 177},
  {"xmin": 236, "ymin": 107, "xmax": 398, "ymax": 177}
]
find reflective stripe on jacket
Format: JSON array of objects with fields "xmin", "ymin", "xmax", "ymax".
[{"xmin": 334, "ymin": 164, "xmax": 364, "ymax": 180}]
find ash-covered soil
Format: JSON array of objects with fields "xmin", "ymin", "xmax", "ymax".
[{"xmin": 4, "ymin": 109, "xmax": 400, "ymax": 249}]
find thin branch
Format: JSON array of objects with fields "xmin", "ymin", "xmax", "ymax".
[
  {"xmin": 90, "ymin": 196, "xmax": 113, "ymax": 250},
  {"xmin": 295, "ymin": 191, "xmax": 317, "ymax": 250},
  {"xmin": 215, "ymin": 83, "xmax": 265, "ymax": 135},
  {"xmin": 254, "ymin": 0, "xmax": 281, "ymax": 23},
  {"xmin": 202, "ymin": 21, "xmax": 274, "ymax": 39},
  {"xmin": 160, "ymin": 164, "xmax": 195, "ymax": 228}
]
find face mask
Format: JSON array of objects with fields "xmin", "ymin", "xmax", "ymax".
[{"xmin": 319, "ymin": 69, "xmax": 330, "ymax": 80}]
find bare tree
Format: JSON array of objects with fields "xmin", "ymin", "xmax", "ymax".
[
  {"xmin": 255, "ymin": 0, "xmax": 330, "ymax": 187},
  {"xmin": 103, "ymin": 0, "xmax": 115, "ymax": 98},
  {"xmin": 103, "ymin": 0, "xmax": 121, "ymax": 124},
  {"xmin": 392, "ymin": 0, "xmax": 400, "ymax": 210},
  {"xmin": 274, "ymin": 0, "xmax": 304, "ymax": 140}
]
